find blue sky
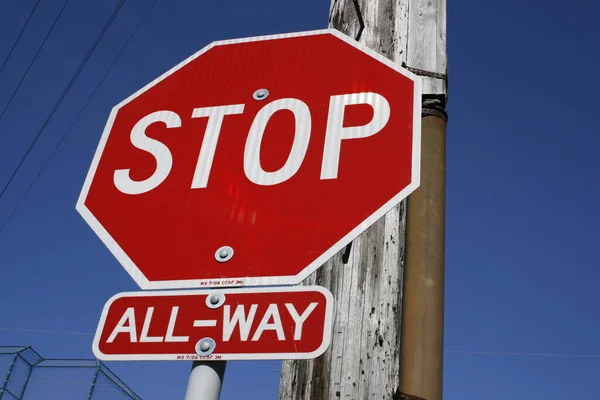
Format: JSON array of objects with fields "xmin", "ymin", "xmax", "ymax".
[{"xmin": 1, "ymin": 0, "xmax": 599, "ymax": 399}]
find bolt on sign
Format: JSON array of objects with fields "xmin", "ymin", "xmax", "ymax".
[
  {"xmin": 93, "ymin": 286, "xmax": 333, "ymax": 361},
  {"xmin": 76, "ymin": 29, "xmax": 421, "ymax": 289}
]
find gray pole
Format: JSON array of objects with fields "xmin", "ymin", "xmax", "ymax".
[
  {"xmin": 279, "ymin": 0, "xmax": 447, "ymax": 399},
  {"xmin": 184, "ymin": 361, "xmax": 226, "ymax": 400}
]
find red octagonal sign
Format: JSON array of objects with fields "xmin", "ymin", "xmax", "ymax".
[{"xmin": 76, "ymin": 29, "xmax": 421, "ymax": 289}]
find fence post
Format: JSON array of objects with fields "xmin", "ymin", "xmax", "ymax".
[{"xmin": 87, "ymin": 360, "xmax": 101, "ymax": 400}]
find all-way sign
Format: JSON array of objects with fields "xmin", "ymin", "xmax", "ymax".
[{"xmin": 93, "ymin": 286, "xmax": 333, "ymax": 361}]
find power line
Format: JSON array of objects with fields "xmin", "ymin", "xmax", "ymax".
[
  {"xmin": 0, "ymin": 0, "xmax": 126, "ymax": 203},
  {"xmin": 34, "ymin": 379, "xmax": 127, "ymax": 387},
  {"xmin": 0, "ymin": 327, "xmax": 92, "ymax": 336},
  {"xmin": 2, "ymin": 327, "xmax": 599, "ymax": 360},
  {"xmin": 0, "ymin": 0, "xmax": 71, "ymax": 126},
  {"xmin": 445, "ymin": 349, "xmax": 600, "ymax": 359},
  {"xmin": 0, "ymin": 0, "xmax": 42, "ymax": 77},
  {"xmin": 0, "ymin": 0, "xmax": 161, "ymax": 234}
]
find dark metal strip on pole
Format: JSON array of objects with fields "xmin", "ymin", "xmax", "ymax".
[{"xmin": 399, "ymin": 104, "xmax": 446, "ymax": 400}]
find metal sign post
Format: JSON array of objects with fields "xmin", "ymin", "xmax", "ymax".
[{"xmin": 184, "ymin": 361, "xmax": 226, "ymax": 400}]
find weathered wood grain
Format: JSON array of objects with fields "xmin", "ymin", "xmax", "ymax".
[
  {"xmin": 279, "ymin": 1, "xmax": 447, "ymax": 399},
  {"xmin": 407, "ymin": 0, "xmax": 447, "ymax": 95},
  {"xmin": 279, "ymin": 204, "xmax": 406, "ymax": 400}
]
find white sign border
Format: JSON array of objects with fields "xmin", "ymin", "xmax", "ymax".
[
  {"xmin": 76, "ymin": 28, "xmax": 422, "ymax": 289},
  {"xmin": 92, "ymin": 285, "xmax": 334, "ymax": 361}
]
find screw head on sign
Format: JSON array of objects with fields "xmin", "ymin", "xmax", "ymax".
[
  {"xmin": 205, "ymin": 292, "xmax": 226, "ymax": 309},
  {"xmin": 196, "ymin": 337, "xmax": 216, "ymax": 356},
  {"xmin": 253, "ymin": 88, "xmax": 269, "ymax": 101},
  {"xmin": 215, "ymin": 246, "xmax": 234, "ymax": 263}
]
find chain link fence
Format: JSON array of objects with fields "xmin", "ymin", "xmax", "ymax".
[{"xmin": 0, "ymin": 346, "xmax": 140, "ymax": 400}]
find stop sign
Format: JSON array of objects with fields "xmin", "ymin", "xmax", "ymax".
[{"xmin": 76, "ymin": 29, "xmax": 421, "ymax": 289}]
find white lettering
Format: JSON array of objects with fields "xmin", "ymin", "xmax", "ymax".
[
  {"xmin": 190, "ymin": 104, "xmax": 245, "ymax": 189},
  {"xmin": 285, "ymin": 302, "xmax": 318, "ymax": 340},
  {"xmin": 193, "ymin": 319, "xmax": 217, "ymax": 327},
  {"xmin": 139, "ymin": 307, "xmax": 164, "ymax": 343},
  {"xmin": 112, "ymin": 93, "xmax": 388, "ymax": 193},
  {"xmin": 321, "ymin": 92, "xmax": 390, "ymax": 180},
  {"xmin": 165, "ymin": 306, "xmax": 189, "ymax": 343},
  {"xmin": 251, "ymin": 304, "xmax": 285, "ymax": 341},
  {"xmin": 114, "ymin": 110, "xmax": 181, "ymax": 194},
  {"xmin": 223, "ymin": 304, "xmax": 258, "ymax": 341},
  {"xmin": 244, "ymin": 98, "xmax": 311, "ymax": 186},
  {"xmin": 107, "ymin": 307, "xmax": 137, "ymax": 343}
]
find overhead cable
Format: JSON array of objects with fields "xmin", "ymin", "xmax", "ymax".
[
  {"xmin": 0, "ymin": 0, "xmax": 43, "ymax": 77},
  {"xmin": 0, "ymin": 0, "xmax": 71, "ymax": 126},
  {"xmin": 2, "ymin": 327, "xmax": 598, "ymax": 359},
  {"xmin": 0, "ymin": 0, "xmax": 126, "ymax": 204},
  {"xmin": 0, "ymin": 0, "xmax": 161, "ymax": 234}
]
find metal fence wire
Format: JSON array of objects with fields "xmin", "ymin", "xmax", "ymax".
[{"xmin": 0, "ymin": 346, "xmax": 140, "ymax": 400}]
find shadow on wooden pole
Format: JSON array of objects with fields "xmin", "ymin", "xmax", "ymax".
[{"xmin": 400, "ymin": 107, "xmax": 447, "ymax": 400}]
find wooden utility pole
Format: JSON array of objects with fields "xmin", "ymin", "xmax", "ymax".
[{"xmin": 279, "ymin": 0, "xmax": 447, "ymax": 399}]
